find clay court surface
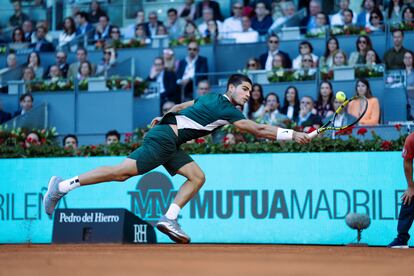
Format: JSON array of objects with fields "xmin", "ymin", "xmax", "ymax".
[{"xmin": 1, "ymin": 244, "xmax": 413, "ymax": 276}]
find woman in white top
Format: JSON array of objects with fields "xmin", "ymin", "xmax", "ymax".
[
  {"xmin": 243, "ymin": 83, "xmax": 265, "ymax": 121},
  {"xmin": 26, "ymin": 52, "xmax": 44, "ymax": 79},
  {"xmin": 58, "ymin": 17, "xmax": 76, "ymax": 49}
]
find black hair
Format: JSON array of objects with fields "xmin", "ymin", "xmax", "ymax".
[
  {"xmin": 105, "ymin": 129, "xmax": 120, "ymax": 140},
  {"xmin": 226, "ymin": 74, "xmax": 252, "ymax": 90},
  {"xmin": 63, "ymin": 134, "xmax": 78, "ymax": 146},
  {"xmin": 19, "ymin": 92, "xmax": 33, "ymax": 102}
]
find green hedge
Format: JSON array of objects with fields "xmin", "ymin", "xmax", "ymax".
[{"xmin": 0, "ymin": 127, "xmax": 406, "ymax": 158}]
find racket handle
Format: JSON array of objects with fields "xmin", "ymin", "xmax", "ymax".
[{"xmin": 308, "ymin": 130, "xmax": 319, "ymax": 139}]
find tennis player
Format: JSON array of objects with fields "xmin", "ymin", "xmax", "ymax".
[{"xmin": 44, "ymin": 74, "xmax": 310, "ymax": 243}]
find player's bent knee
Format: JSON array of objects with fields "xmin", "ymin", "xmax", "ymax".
[
  {"xmin": 112, "ymin": 159, "xmax": 138, "ymax": 182},
  {"xmin": 192, "ymin": 172, "xmax": 206, "ymax": 188}
]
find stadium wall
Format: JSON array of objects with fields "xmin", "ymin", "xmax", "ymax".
[{"xmin": 0, "ymin": 152, "xmax": 409, "ymax": 245}]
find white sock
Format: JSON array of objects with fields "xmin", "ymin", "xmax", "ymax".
[
  {"xmin": 58, "ymin": 176, "xmax": 81, "ymax": 193},
  {"xmin": 165, "ymin": 203, "xmax": 181, "ymax": 220}
]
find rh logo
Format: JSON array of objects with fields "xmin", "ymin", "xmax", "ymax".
[{"xmin": 133, "ymin": 224, "xmax": 148, "ymax": 243}]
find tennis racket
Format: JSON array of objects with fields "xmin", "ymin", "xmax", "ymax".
[{"xmin": 307, "ymin": 95, "xmax": 369, "ymax": 139}]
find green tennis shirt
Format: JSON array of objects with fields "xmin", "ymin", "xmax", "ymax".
[{"xmin": 160, "ymin": 93, "xmax": 245, "ymax": 144}]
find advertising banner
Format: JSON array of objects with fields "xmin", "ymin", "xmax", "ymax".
[{"xmin": 0, "ymin": 152, "xmax": 408, "ymax": 245}]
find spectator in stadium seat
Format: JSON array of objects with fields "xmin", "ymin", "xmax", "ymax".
[
  {"xmin": 94, "ymin": 15, "xmax": 113, "ymax": 42},
  {"xmin": 384, "ymin": 29, "xmax": 408, "ymax": 69},
  {"xmin": 144, "ymin": 11, "xmax": 164, "ymax": 38},
  {"xmin": 319, "ymin": 37, "xmax": 340, "ymax": 68},
  {"xmin": 134, "ymin": 23, "xmax": 151, "ymax": 45},
  {"xmin": 0, "ymin": 53, "xmax": 18, "ymax": 75},
  {"xmin": 386, "ymin": 0, "xmax": 404, "ymax": 24},
  {"xmin": 87, "ymin": 0, "xmax": 107, "ymax": 24},
  {"xmin": 259, "ymin": 93, "xmax": 289, "ymax": 127},
  {"xmin": 8, "ymin": 1, "xmax": 29, "ymax": 28},
  {"xmin": 156, "ymin": 25, "xmax": 169, "ymax": 36},
  {"xmin": 75, "ymin": 11, "xmax": 94, "ymax": 42},
  {"xmin": 348, "ymin": 35, "xmax": 373, "ymax": 66},
  {"xmin": 176, "ymin": 41, "xmax": 208, "ymax": 101},
  {"xmin": 365, "ymin": 49, "xmax": 381, "ymax": 65},
  {"xmin": 292, "ymin": 41, "xmax": 318, "ymax": 70},
  {"xmin": 68, "ymin": 48, "xmax": 96, "ymax": 79},
  {"xmin": 296, "ymin": 96, "xmax": 322, "ymax": 132},
  {"xmin": 259, "ymin": 34, "xmax": 292, "ymax": 70},
  {"xmin": 163, "ymin": 48, "xmax": 178, "ymax": 72},
  {"xmin": 243, "ymin": 83, "xmax": 265, "ymax": 121},
  {"xmin": 59, "ymin": 17, "xmax": 77, "ymax": 49},
  {"xmin": 403, "ymin": 51, "xmax": 414, "ymax": 119},
  {"xmin": 0, "ymin": 100, "xmax": 11, "ymax": 124},
  {"xmin": 245, "ymin": 57, "xmax": 262, "ymax": 70},
  {"xmin": 22, "ymin": 20, "xmax": 34, "ymax": 42},
  {"xmin": 21, "ymin": 67, "xmax": 35, "ymax": 82},
  {"xmin": 342, "ymin": 9, "xmax": 355, "ymax": 26},
  {"xmin": 45, "ymin": 65, "xmax": 61, "ymax": 80},
  {"xmin": 368, "ymin": 7, "xmax": 385, "ymax": 32},
  {"xmin": 12, "ymin": 27, "xmax": 26, "ymax": 43},
  {"xmin": 166, "ymin": 8, "xmax": 186, "ymax": 40},
  {"xmin": 295, "ymin": 54, "xmax": 317, "ymax": 78},
  {"xmin": 108, "ymin": 26, "xmax": 121, "ymax": 43},
  {"xmin": 105, "ymin": 130, "xmax": 120, "ymax": 145},
  {"xmin": 272, "ymin": 52, "xmax": 290, "ymax": 69},
  {"xmin": 204, "ymin": 20, "xmax": 221, "ymax": 40},
  {"xmin": 222, "ymin": 1, "xmax": 243, "ymax": 38},
  {"xmin": 182, "ymin": 21, "xmax": 201, "ymax": 40},
  {"xmin": 402, "ymin": 6, "xmax": 414, "ymax": 24},
  {"xmin": 357, "ymin": 0, "xmax": 376, "ymax": 28},
  {"xmin": 161, "ymin": 101, "xmax": 176, "ymax": 116},
  {"xmin": 29, "ymin": 26, "xmax": 55, "ymax": 52},
  {"xmin": 198, "ymin": 8, "xmax": 223, "ymax": 38},
  {"xmin": 147, "ymin": 56, "xmax": 178, "ymax": 106},
  {"xmin": 228, "ymin": 16, "xmax": 259, "ymax": 44},
  {"xmin": 156, "ymin": 25, "xmax": 168, "ymax": 36},
  {"xmin": 331, "ymin": 50, "xmax": 348, "ymax": 68},
  {"xmin": 269, "ymin": 1, "xmax": 296, "ymax": 32},
  {"xmin": 281, "ymin": 86, "xmax": 300, "ymax": 121},
  {"xmin": 178, "ymin": 0, "xmax": 196, "ymax": 21},
  {"xmin": 307, "ymin": 11, "xmax": 329, "ymax": 36},
  {"xmin": 77, "ymin": 61, "xmax": 93, "ymax": 80},
  {"xmin": 96, "ymin": 47, "xmax": 117, "ymax": 77},
  {"xmin": 251, "ymin": 2, "xmax": 273, "ymax": 36},
  {"xmin": 123, "ymin": 10, "xmax": 145, "ymax": 39},
  {"xmin": 25, "ymin": 131, "xmax": 40, "ymax": 148},
  {"xmin": 195, "ymin": 0, "xmax": 223, "ymax": 21},
  {"xmin": 26, "ymin": 51, "xmax": 44, "ymax": 79},
  {"xmin": 347, "ymin": 78, "xmax": 380, "ymax": 125},
  {"xmin": 300, "ymin": 0, "xmax": 322, "ymax": 32},
  {"xmin": 44, "ymin": 51, "xmax": 69, "ymax": 79},
  {"xmin": 14, "ymin": 93, "xmax": 33, "ymax": 117},
  {"xmin": 63, "ymin": 134, "xmax": 78, "ymax": 150},
  {"xmin": 315, "ymin": 81, "xmax": 335, "ymax": 120},
  {"xmin": 33, "ymin": 20, "xmax": 53, "ymax": 43},
  {"xmin": 330, "ymin": 0, "xmax": 357, "ymax": 26},
  {"xmin": 196, "ymin": 80, "xmax": 211, "ymax": 97}
]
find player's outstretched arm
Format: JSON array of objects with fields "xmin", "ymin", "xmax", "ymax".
[
  {"xmin": 233, "ymin": 119, "xmax": 310, "ymax": 144},
  {"xmin": 150, "ymin": 100, "xmax": 195, "ymax": 127},
  {"xmin": 168, "ymin": 100, "xmax": 195, "ymax": 113}
]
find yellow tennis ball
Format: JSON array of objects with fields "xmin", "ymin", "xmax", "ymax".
[{"xmin": 336, "ymin": 91, "xmax": 346, "ymax": 102}]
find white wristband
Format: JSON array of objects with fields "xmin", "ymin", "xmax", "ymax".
[{"xmin": 276, "ymin": 128, "xmax": 294, "ymax": 141}]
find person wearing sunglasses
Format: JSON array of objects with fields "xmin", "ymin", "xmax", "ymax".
[
  {"xmin": 349, "ymin": 35, "xmax": 373, "ymax": 66},
  {"xmin": 176, "ymin": 41, "xmax": 208, "ymax": 102},
  {"xmin": 259, "ymin": 33, "xmax": 291, "ymax": 71},
  {"xmin": 96, "ymin": 46, "xmax": 117, "ymax": 77}
]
